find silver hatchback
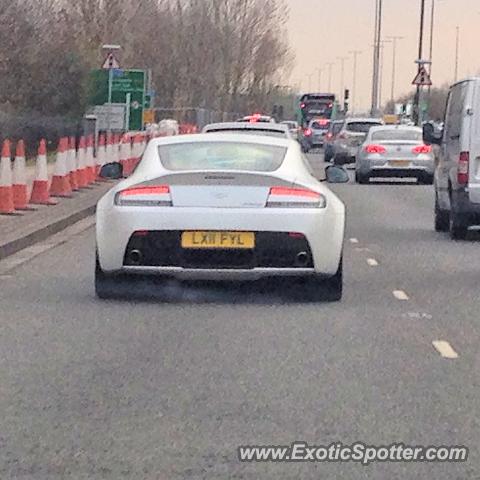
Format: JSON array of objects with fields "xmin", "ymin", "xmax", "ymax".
[{"xmin": 355, "ymin": 126, "xmax": 435, "ymax": 184}]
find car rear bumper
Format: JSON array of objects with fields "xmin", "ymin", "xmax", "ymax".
[
  {"xmin": 96, "ymin": 205, "xmax": 345, "ymax": 277},
  {"xmin": 122, "ymin": 266, "xmax": 317, "ymax": 281},
  {"xmin": 358, "ymin": 159, "xmax": 434, "ymax": 177}
]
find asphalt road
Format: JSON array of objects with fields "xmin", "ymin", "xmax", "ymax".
[{"xmin": 0, "ymin": 152, "xmax": 479, "ymax": 479}]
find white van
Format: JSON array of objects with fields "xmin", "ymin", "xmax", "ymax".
[{"xmin": 424, "ymin": 77, "xmax": 480, "ymax": 239}]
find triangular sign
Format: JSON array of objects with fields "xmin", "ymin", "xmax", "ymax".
[
  {"xmin": 412, "ymin": 66, "xmax": 432, "ymax": 86},
  {"xmin": 102, "ymin": 53, "xmax": 120, "ymax": 70}
]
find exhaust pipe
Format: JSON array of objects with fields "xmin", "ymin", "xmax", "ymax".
[
  {"xmin": 296, "ymin": 251, "xmax": 309, "ymax": 267},
  {"xmin": 129, "ymin": 249, "xmax": 143, "ymax": 265}
]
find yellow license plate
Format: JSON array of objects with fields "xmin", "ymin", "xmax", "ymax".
[
  {"xmin": 181, "ymin": 231, "xmax": 255, "ymax": 249},
  {"xmin": 390, "ymin": 160, "xmax": 410, "ymax": 167}
]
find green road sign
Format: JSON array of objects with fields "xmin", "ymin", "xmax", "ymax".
[{"xmin": 89, "ymin": 69, "xmax": 146, "ymax": 131}]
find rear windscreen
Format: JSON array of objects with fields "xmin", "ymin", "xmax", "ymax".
[
  {"xmin": 347, "ymin": 122, "xmax": 382, "ymax": 133},
  {"xmin": 158, "ymin": 142, "xmax": 287, "ymax": 172},
  {"xmin": 311, "ymin": 121, "xmax": 330, "ymax": 130},
  {"xmin": 207, "ymin": 128, "xmax": 286, "ymax": 138},
  {"xmin": 371, "ymin": 129, "xmax": 423, "ymax": 141}
]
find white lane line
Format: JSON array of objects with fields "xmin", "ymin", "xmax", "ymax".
[
  {"xmin": 367, "ymin": 258, "xmax": 379, "ymax": 267},
  {"xmin": 432, "ymin": 340, "xmax": 459, "ymax": 359},
  {"xmin": 349, "ymin": 238, "xmax": 359, "ymax": 244},
  {"xmin": 393, "ymin": 290, "xmax": 409, "ymax": 301}
]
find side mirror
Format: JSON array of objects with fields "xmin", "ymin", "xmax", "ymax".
[
  {"xmin": 99, "ymin": 162, "xmax": 123, "ymax": 179},
  {"xmin": 423, "ymin": 122, "xmax": 442, "ymax": 146},
  {"xmin": 325, "ymin": 165, "xmax": 349, "ymax": 184}
]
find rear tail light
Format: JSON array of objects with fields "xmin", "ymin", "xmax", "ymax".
[
  {"xmin": 326, "ymin": 132, "xmax": 333, "ymax": 140},
  {"xmin": 364, "ymin": 144, "xmax": 386, "ymax": 154},
  {"xmin": 115, "ymin": 185, "xmax": 172, "ymax": 206},
  {"xmin": 458, "ymin": 151, "xmax": 469, "ymax": 185},
  {"xmin": 412, "ymin": 144, "xmax": 432, "ymax": 154},
  {"xmin": 304, "ymin": 128, "xmax": 312, "ymax": 137},
  {"xmin": 267, "ymin": 186, "xmax": 326, "ymax": 208}
]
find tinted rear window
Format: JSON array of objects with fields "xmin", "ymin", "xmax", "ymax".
[
  {"xmin": 347, "ymin": 122, "xmax": 382, "ymax": 133},
  {"xmin": 207, "ymin": 128, "xmax": 286, "ymax": 138},
  {"xmin": 311, "ymin": 120, "xmax": 330, "ymax": 130},
  {"xmin": 371, "ymin": 129, "xmax": 422, "ymax": 141},
  {"xmin": 158, "ymin": 142, "xmax": 287, "ymax": 172}
]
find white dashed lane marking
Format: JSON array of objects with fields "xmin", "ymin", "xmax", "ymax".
[
  {"xmin": 367, "ymin": 258, "xmax": 379, "ymax": 267},
  {"xmin": 393, "ymin": 290, "xmax": 409, "ymax": 301},
  {"xmin": 432, "ymin": 340, "xmax": 459, "ymax": 359},
  {"xmin": 349, "ymin": 238, "xmax": 359, "ymax": 244}
]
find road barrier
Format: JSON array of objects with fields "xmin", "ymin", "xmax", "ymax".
[{"xmin": 0, "ymin": 131, "xmax": 147, "ymax": 217}]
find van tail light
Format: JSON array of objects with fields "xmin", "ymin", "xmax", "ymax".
[
  {"xmin": 115, "ymin": 185, "xmax": 172, "ymax": 206},
  {"xmin": 458, "ymin": 152, "xmax": 470, "ymax": 185},
  {"xmin": 364, "ymin": 144, "xmax": 386, "ymax": 154},
  {"xmin": 304, "ymin": 128, "xmax": 312, "ymax": 137},
  {"xmin": 412, "ymin": 144, "xmax": 432, "ymax": 154},
  {"xmin": 267, "ymin": 186, "xmax": 326, "ymax": 208}
]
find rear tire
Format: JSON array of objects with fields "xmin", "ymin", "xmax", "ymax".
[
  {"xmin": 95, "ymin": 256, "xmax": 126, "ymax": 299},
  {"xmin": 306, "ymin": 258, "xmax": 343, "ymax": 302},
  {"xmin": 356, "ymin": 172, "xmax": 369, "ymax": 184},
  {"xmin": 419, "ymin": 173, "xmax": 434, "ymax": 185},
  {"xmin": 434, "ymin": 197, "xmax": 450, "ymax": 232},
  {"xmin": 449, "ymin": 211, "xmax": 469, "ymax": 240}
]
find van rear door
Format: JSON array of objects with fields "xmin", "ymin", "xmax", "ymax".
[{"xmin": 469, "ymin": 79, "xmax": 480, "ymax": 203}]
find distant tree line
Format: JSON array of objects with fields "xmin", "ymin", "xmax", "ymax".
[
  {"xmin": 0, "ymin": 0, "xmax": 292, "ymax": 124},
  {"xmin": 384, "ymin": 85, "xmax": 450, "ymax": 121}
]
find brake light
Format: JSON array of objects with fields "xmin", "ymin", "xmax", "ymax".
[
  {"xmin": 364, "ymin": 144, "xmax": 386, "ymax": 154},
  {"xmin": 115, "ymin": 185, "xmax": 172, "ymax": 206},
  {"xmin": 412, "ymin": 144, "xmax": 432, "ymax": 154},
  {"xmin": 458, "ymin": 151, "xmax": 469, "ymax": 185},
  {"xmin": 326, "ymin": 132, "xmax": 333, "ymax": 140},
  {"xmin": 267, "ymin": 186, "xmax": 326, "ymax": 208},
  {"xmin": 300, "ymin": 103, "xmax": 306, "ymax": 109},
  {"xmin": 304, "ymin": 128, "xmax": 312, "ymax": 137}
]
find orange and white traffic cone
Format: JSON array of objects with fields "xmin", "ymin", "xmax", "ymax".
[
  {"xmin": 133, "ymin": 134, "xmax": 143, "ymax": 169},
  {"xmin": 119, "ymin": 134, "xmax": 130, "ymax": 175},
  {"xmin": 0, "ymin": 140, "xmax": 16, "ymax": 215},
  {"xmin": 12, "ymin": 140, "xmax": 34, "ymax": 210},
  {"xmin": 86, "ymin": 135, "xmax": 96, "ymax": 184},
  {"xmin": 68, "ymin": 137, "xmax": 79, "ymax": 191},
  {"xmin": 76, "ymin": 136, "xmax": 88, "ymax": 188},
  {"xmin": 105, "ymin": 133, "xmax": 113, "ymax": 165},
  {"xmin": 30, "ymin": 139, "xmax": 57, "ymax": 205},
  {"xmin": 96, "ymin": 134, "xmax": 106, "ymax": 179},
  {"xmin": 50, "ymin": 137, "xmax": 72, "ymax": 197}
]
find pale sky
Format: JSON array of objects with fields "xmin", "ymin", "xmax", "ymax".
[{"xmin": 285, "ymin": 0, "xmax": 480, "ymax": 112}]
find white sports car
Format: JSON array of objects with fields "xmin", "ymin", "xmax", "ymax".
[{"xmin": 96, "ymin": 133, "xmax": 348, "ymax": 300}]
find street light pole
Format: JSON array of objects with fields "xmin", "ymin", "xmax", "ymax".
[
  {"xmin": 337, "ymin": 56, "xmax": 348, "ymax": 104},
  {"xmin": 454, "ymin": 26, "xmax": 460, "ymax": 82},
  {"xmin": 386, "ymin": 36, "xmax": 404, "ymax": 106},
  {"xmin": 349, "ymin": 50, "xmax": 362, "ymax": 115},
  {"xmin": 317, "ymin": 68, "xmax": 323, "ymax": 91},
  {"xmin": 413, "ymin": 0, "xmax": 426, "ymax": 125},
  {"xmin": 326, "ymin": 62, "xmax": 335, "ymax": 92},
  {"xmin": 371, "ymin": 0, "xmax": 383, "ymax": 115}
]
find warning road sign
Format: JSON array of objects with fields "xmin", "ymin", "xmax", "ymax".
[
  {"xmin": 102, "ymin": 53, "xmax": 120, "ymax": 70},
  {"xmin": 412, "ymin": 66, "xmax": 432, "ymax": 86}
]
